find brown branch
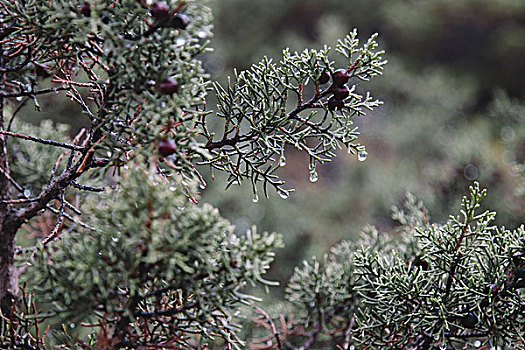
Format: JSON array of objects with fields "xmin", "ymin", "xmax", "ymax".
[
  {"xmin": 253, "ymin": 307, "xmax": 283, "ymax": 350},
  {"xmin": 205, "ymin": 84, "xmax": 333, "ymax": 151},
  {"xmin": 133, "ymin": 301, "xmax": 198, "ymax": 318},
  {"xmin": 0, "ymin": 129, "xmax": 85, "ymax": 151},
  {"xmin": 0, "ymin": 86, "xmax": 69, "ymax": 98},
  {"xmin": 444, "ymin": 224, "xmax": 469, "ymax": 301}
]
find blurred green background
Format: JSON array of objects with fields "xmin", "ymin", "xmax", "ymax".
[{"xmin": 200, "ymin": 0, "xmax": 525, "ymax": 291}]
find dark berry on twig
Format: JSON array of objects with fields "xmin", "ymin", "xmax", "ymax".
[
  {"xmin": 150, "ymin": 2, "xmax": 170, "ymax": 20},
  {"xmin": 413, "ymin": 257, "xmax": 429, "ymax": 271},
  {"xmin": 170, "ymin": 14, "xmax": 190, "ymax": 30},
  {"xmin": 317, "ymin": 69, "xmax": 330, "ymax": 84},
  {"xmin": 157, "ymin": 78, "xmax": 179, "ymax": 95},
  {"xmin": 158, "ymin": 139, "xmax": 177, "ymax": 157},
  {"xmin": 80, "ymin": 2, "xmax": 91, "ymax": 17},
  {"xmin": 328, "ymin": 97, "xmax": 344, "ymax": 111},
  {"xmin": 460, "ymin": 313, "xmax": 478, "ymax": 329},
  {"xmin": 332, "ymin": 69, "xmax": 350, "ymax": 87},
  {"xmin": 332, "ymin": 86, "xmax": 349, "ymax": 101}
]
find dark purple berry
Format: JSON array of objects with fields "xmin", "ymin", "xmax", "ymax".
[
  {"xmin": 413, "ymin": 258, "xmax": 429, "ymax": 271},
  {"xmin": 332, "ymin": 86, "xmax": 349, "ymax": 101},
  {"xmin": 158, "ymin": 139, "xmax": 177, "ymax": 157},
  {"xmin": 327, "ymin": 97, "xmax": 344, "ymax": 111},
  {"xmin": 332, "ymin": 69, "xmax": 349, "ymax": 87},
  {"xmin": 80, "ymin": 2, "xmax": 91, "ymax": 17},
  {"xmin": 150, "ymin": 2, "xmax": 170, "ymax": 20},
  {"xmin": 317, "ymin": 69, "xmax": 330, "ymax": 85},
  {"xmin": 157, "ymin": 77, "xmax": 179, "ymax": 95},
  {"xmin": 460, "ymin": 313, "xmax": 478, "ymax": 329},
  {"xmin": 170, "ymin": 14, "xmax": 190, "ymax": 30},
  {"xmin": 512, "ymin": 251, "xmax": 523, "ymax": 266}
]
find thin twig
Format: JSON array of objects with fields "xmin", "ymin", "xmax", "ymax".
[
  {"xmin": 254, "ymin": 307, "xmax": 283, "ymax": 350},
  {"xmin": 0, "ymin": 86, "xmax": 69, "ymax": 98},
  {"xmin": 0, "ymin": 129, "xmax": 85, "ymax": 151}
]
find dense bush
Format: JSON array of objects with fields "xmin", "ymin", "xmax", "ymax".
[{"xmin": 1, "ymin": 0, "xmax": 524, "ymax": 349}]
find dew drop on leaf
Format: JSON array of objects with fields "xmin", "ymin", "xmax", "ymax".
[
  {"xmin": 278, "ymin": 191, "xmax": 289, "ymax": 199},
  {"xmin": 279, "ymin": 155, "xmax": 286, "ymax": 167},
  {"xmin": 252, "ymin": 193, "xmax": 259, "ymax": 203},
  {"xmin": 358, "ymin": 150, "xmax": 368, "ymax": 162}
]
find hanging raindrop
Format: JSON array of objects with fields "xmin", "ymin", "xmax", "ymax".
[
  {"xmin": 279, "ymin": 155, "xmax": 287, "ymax": 167},
  {"xmin": 309, "ymin": 170, "xmax": 319, "ymax": 183},
  {"xmin": 357, "ymin": 150, "xmax": 368, "ymax": 162},
  {"xmin": 252, "ymin": 193, "xmax": 259, "ymax": 203}
]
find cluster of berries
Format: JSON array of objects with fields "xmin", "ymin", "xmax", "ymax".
[
  {"xmin": 79, "ymin": 1, "xmax": 189, "ymax": 158},
  {"xmin": 317, "ymin": 69, "xmax": 351, "ymax": 111},
  {"xmin": 79, "ymin": 1, "xmax": 189, "ymax": 31}
]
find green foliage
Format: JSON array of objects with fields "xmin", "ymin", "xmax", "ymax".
[
  {"xmin": 201, "ymin": 29, "xmax": 386, "ymax": 198},
  {"xmin": 3, "ymin": 0, "xmax": 212, "ymax": 185},
  {"xmin": 2, "ymin": 0, "xmax": 525, "ymax": 349},
  {"xmin": 8, "ymin": 119, "xmax": 70, "ymax": 193},
  {"xmin": 25, "ymin": 164, "xmax": 282, "ymax": 348},
  {"xmin": 280, "ymin": 184, "xmax": 525, "ymax": 348}
]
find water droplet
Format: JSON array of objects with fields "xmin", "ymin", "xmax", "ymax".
[
  {"xmin": 309, "ymin": 171, "xmax": 318, "ymax": 183},
  {"xmin": 279, "ymin": 155, "xmax": 286, "ymax": 167},
  {"xmin": 23, "ymin": 189, "xmax": 31, "ymax": 197},
  {"xmin": 199, "ymin": 181, "xmax": 207, "ymax": 190},
  {"xmin": 123, "ymin": 165, "xmax": 129, "ymax": 170},
  {"xmin": 111, "ymin": 236, "xmax": 119, "ymax": 242},
  {"xmin": 474, "ymin": 341, "xmax": 482, "ymax": 348},
  {"xmin": 357, "ymin": 151, "xmax": 368, "ymax": 162},
  {"xmin": 106, "ymin": 151, "xmax": 112, "ymax": 157},
  {"xmin": 463, "ymin": 164, "xmax": 478, "ymax": 180},
  {"xmin": 70, "ymin": 323, "xmax": 75, "ymax": 328},
  {"xmin": 252, "ymin": 193, "xmax": 259, "ymax": 203},
  {"xmin": 16, "ymin": 96, "xmax": 23, "ymax": 101},
  {"xmin": 177, "ymin": 206, "xmax": 185, "ymax": 211},
  {"xmin": 175, "ymin": 38, "xmax": 186, "ymax": 46},
  {"xmin": 278, "ymin": 191, "xmax": 289, "ymax": 199},
  {"xmin": 169, "ymin": 186, "xmax": 177, "ymax": 192}
]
